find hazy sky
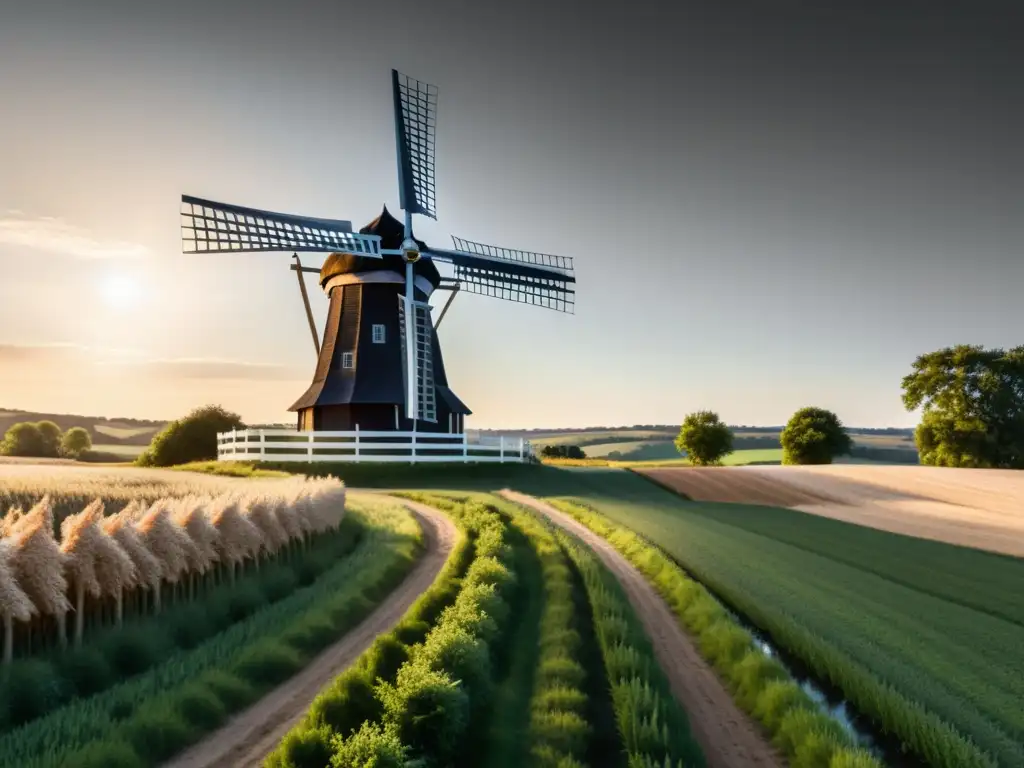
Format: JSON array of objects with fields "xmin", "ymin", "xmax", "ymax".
[{"xmin": 1, "ymin": 1, "xmax": 1021, "ymax": 428}]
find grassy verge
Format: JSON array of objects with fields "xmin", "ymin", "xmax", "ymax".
[
  {"xmin": 0, "ymin": 498, "xmax": 423, "ymax": 768},
  {"xmin": 557, "ymin": 492, "xmax": 1022, "ymax": 768},
  {"xmin": 0, "ymin": 519, "xmax": 362, "ymax": 733},
  {"xmin": 547, "ymin": 499, "xmax": 890, "ymax": 768},
  {"xmin": 550, "ymin": 524, "xmax": 706, "ymax": 767}
]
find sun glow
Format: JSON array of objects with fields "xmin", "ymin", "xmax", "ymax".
[{"xmin": 98, "ymin": 272, "xmax": 142, "ymax": 310}]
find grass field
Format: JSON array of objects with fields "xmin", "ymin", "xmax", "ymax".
[
  {"xmin": 528, "ymin": 427, "xmax": 919, "ymax": 464},
  {"xmin": 90, "ymin": 443, "xmax": 146, "ymax": 458},
  {"xmin": 548, "ymin": 476, "xmax": 1024, "ymax": 767}
]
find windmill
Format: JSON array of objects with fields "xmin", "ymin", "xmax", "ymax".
[{"xmin": 180, "ymin": 69, "xmax": 576, "ymax": 434}]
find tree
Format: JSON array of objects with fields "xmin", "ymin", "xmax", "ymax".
[
  {"xmin": 540, "ymin": 444, "xmax": 586, "ymax": 460},
  {"xmin": 61, "ymin": 427, "xmax": 93, "ymax": 459},
  {"xmin": 901, "ymin": 345, "xmax": 1024, "ymax": 469},
  {"xmin": 137, "ymin": 405, "xmax": 245, "ymax": 467},
  {"xmin": 35, "ymin": 421, "xmax": 62, "ymax": 458},
  {"xmin": 780, "ymin": 407, "xmax": 852, "ymax": 465},
  {"xmin": 0, "ymin": 422, "xmax": 46, "ymax": 457},
  {"xmin": 675, "ymin": 411, "xmax": 733, "ymax": 466}
]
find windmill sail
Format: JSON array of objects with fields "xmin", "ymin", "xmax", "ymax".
[
  {"xmin": 392, "ymin": 70, "xmax": 438, "ymax": 220},
  {"xmin": 397, "ymin": 298, "xmax": 437, "ymax": 422},
  {"xmin": 181, "ymin": 195, "xmax": 383, "ymax": 256},
  {"xmin": 425, "ymin": 238, "xmax": 575, "ymax": 314}
]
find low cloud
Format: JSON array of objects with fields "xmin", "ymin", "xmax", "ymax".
[
  {"xmin": 0, "ymin": 212, "xmax": 151, "ymax": 260},
  {"xmin": 0, "ymin": 343, "xmax": 302, "ymax": 381}
]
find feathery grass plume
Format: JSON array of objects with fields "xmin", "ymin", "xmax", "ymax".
[
  {"xmin": 209, "ymin": 497, "xmax": 263, "ymax": 579},
  {"xmin": 61, "ymin": 498, "xmax": 136, "ymax": 637},
  {"xmin": 273, "ymin": 492, "xmax": 304, "ymax": 545},
  {"xmin": 171, "ymin": 495, "xmax": 220, "ymax": 574},
  {"xmin": 101, "ymin": 501, "xmax": 163, "ymax": 592},
  {"xmin": 243, "ymin": 495, "xmax": 289, "ymax": 556},
  {"xmin": 6, "ymin": 497, "xmax": 70, "ymax": 649},
  {"xmin": 1, "ymin": 505, "xmax": 25, "ymax": 537},
  {"xmin": 136, "ymin": 499, "xmax": 197, "ymax": 586},
  {"xmin": 305, "ymin": 478, "xmax": 346, "ymax": 533},
  {"xmin": 288, "ymin": 488, "xmax": 316, "ymax": 540},
  {"xmin": 0, "ymin": 539, "xmax": 36, "ymax": 663}
]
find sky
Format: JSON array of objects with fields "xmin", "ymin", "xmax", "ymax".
[{"xmin": 0, "ymin": 0, "xmax": 1021, "ymax": 429}]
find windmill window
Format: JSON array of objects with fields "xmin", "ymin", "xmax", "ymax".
[
  {"xmin": 341, "ymin": 352, "xmax": 354, "ymax": 369},
  {"xmin": 372, "ymin": 324, "xmax": 386, "ymax": 344}
]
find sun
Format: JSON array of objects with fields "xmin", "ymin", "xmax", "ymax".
[{"xmin": 98, "ymin": 272, "xmax": 142, "ymax": 310}]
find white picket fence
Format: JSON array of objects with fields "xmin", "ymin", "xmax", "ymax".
[{"xmin": 216, "ymin": 429, "xmax": 534, "ymax": 464}]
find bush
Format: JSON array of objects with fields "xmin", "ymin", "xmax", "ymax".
[
  {"xmin": 61, "ymin": 427, "xmax": 92, "ymax": 458},
  {"xmin": 780, "ymin": 407, "xmax": 853, "ymax": 465},
  {"xmin": 136, "ymin": 405, "xmax": 244, "ymax": 467},
  {"xmin": 0, "ymin": 422, "xmax": 47, "ymax": 457},
  {"xmin": 540, "ymin": 444, "xmax": 587, "ymax": 460},
  {"xmin": 674, "ymin": 411, "xmax": 734, "ymax": 466}
]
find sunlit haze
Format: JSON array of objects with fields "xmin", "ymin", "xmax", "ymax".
[{"xmin": 1, "ymin": 1, "xmax": 1021, "ymax": 428}]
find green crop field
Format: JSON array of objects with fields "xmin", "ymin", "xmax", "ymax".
[
  {"xmin": 90, "ymin": 442, "xmax": 146, "ymax": 458},
  {"xmin": 553, "ymin": 484, "xmax": 1024, "ymax": 767},
  {"xmin": 529, "ymin": 428, "xmax": 919, "ymax": 465},
  {"xmin": 93, "ymin": 424, "xmax": 160, "ymax": 440}
]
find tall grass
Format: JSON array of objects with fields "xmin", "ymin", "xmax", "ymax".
[
  {"xmin": 547, "ymin": 499, "xmax": 892, "ymax": 768},
  {"xmin": 0, "ymin": 498, "xmax": 421, "ymax": 768},
  {"xmin": 0, "ymin": 474, "xmax": 346, "ymax": 663},
  {"xmin": 548, "ymin": 524, "xmax": 706, "ymax": 767}
]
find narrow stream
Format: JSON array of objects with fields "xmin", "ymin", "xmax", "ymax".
[{"xmin": 664, "ymin": 556, "xmax": 925, "ymax": 767}]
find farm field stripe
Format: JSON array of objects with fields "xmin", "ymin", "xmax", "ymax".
[
  {"xmin": 498, "ymin": 489, "xmax": 781, "ymax": 768},
  {"xmin": 161, "ymin": 495, "xmax": 457, "ymax": 768}
]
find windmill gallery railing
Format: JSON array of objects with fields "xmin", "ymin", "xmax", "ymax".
[{"xmin": 216, "ymin": 429, "xmax": 535, "ymax": 464}]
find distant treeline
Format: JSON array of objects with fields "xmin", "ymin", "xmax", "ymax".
[{"xmin": 482, "ymin": 424, "xmax": 916, "ymax": 438}]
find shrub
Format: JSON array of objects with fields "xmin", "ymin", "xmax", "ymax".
[
  {"xmin": 137, "ymin": 405, "xmax": 244, "ymax": 467},
  {"xmin": 61, "ymin": 427, "xmax": 92, "ymax": 459},
  {"xmin": 780, "ymin": 407, "xmax": 853, "ymax": 465},
  {"xmin": 674, "ymin": 411, "xmax": 733, "ymax": 466},
  {"xmin": 0, "ymin": 422, "xmax": 47, "ymax": 457}
]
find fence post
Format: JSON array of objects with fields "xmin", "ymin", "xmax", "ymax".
[
  {"xmin": 499, "ymin": 436, "xmax": 505, "ymax": 463},
  {"xmin": 259, "ymin": 429, "xmax": 265, "ymax": 460},
  {"xmin": 411, "ymin": 430, "xmax": 417, "ymax": 465},
  {"xmin": 520, "ymin": 438, "xmax": 525, "ymax": 462},
  {"xmin": 355, "ymin": 425, "xmax": 360, "ymax": 462},
  {"xmin": 307, "ymin": 432, "xmax": 313, "ymax": 461},
  {"xmin": 463, "ymin": 432, "xmax": 468, "ymax": 462},
  {"xmin": 231, "ymin": 428, "xmax": 237, "ymax": 459}
]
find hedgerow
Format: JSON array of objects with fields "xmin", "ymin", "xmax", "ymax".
[
  {"xmin": 550, "ymin": 526, "xmax": 705, "ymax": 766},
  {"xmin": 265, "ymin": 494, "xmax": 498, "ymax": 768},
  {"xmin": 547, "ymin": 499, "xmax": 892, "ymax": 768},
  {"xmin": 0, "ymin": 500, "xmax": 422, "ymax": 768}
]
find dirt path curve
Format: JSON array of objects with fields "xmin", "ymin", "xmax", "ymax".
[
  {"xmin": 162, "ymin": 495, "xmax": 457, "ymax": 768},
  {"xmin": 498, "ymin": 490, "xmax": 782, "ymax": 768}
]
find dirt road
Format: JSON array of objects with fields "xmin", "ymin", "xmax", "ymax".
[
  {"xmin": 498, "ymin": 489, "xmax": 781, "ymax": 768},
  {"xmin": 641, "ymin": 465, "xmax": 1024, "ymax": 556},
  {"xmin": 162, "ymin": 496, "xmax": 457, "ymax": 768}
]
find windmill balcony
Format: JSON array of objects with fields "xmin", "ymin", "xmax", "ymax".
[{"xmin": 216, "ymin": 428, "xmax": 535, "ymax": 464}]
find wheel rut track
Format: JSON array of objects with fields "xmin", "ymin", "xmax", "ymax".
[
  {"xmin": 161, "ymin": 495, "xmax": 457, "ymax": 768},
  {"xmin": 499, "ymin": 489, "xmax": 782, "ymax": 768}
]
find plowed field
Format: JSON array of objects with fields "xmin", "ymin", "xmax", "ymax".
[{"xmin": 640, "ymin": 465, "xmax": 1024, "ymax": 556}]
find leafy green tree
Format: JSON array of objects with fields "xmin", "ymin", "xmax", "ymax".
[
  {"xmin": 780, "ymin": 407, "xmax": 853, "ymax": 465},
  {"xmin": 137, "ymin": 404, "xmax": 245, "ymax": 467},
  {"xmin": 539, "ymin": 444, "xmax": 586, "ymax": 460},
  {"xmin": 675, "ymin": 411, "xmax": 733, "ymax": 466},
  {"xmin": 35, "ymin": 421, "xmax": 62, "ymax": 458},
  {"xmin": 902, "ymin": 345, "xmax": 1024, "ymax": 468},
  {"xmin": 61, "ymin": 427, "xmax": 93, "ymax": 459},
  {"xmin": 0, "ymin": 422, "xmax": 46, "ymax": 457}
]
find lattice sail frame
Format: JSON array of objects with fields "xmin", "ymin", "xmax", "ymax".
[
  {"xmin": 450, "ymin": 236, "xmax": 574, "ymax": 276},
  {"xmin": 397, "ymin": 298, "xmax": 437, "ymax": 422},
  {"xmin": 453, "ymin": 263, "xmax": 575, "ymax": 314},
  {"xmin": 181, "ymin": 196, "xmax": 382, "ymax": 256},
  {"xmin": 392, "ymin": 70, "xmax": 438, "ymax": 220}
]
